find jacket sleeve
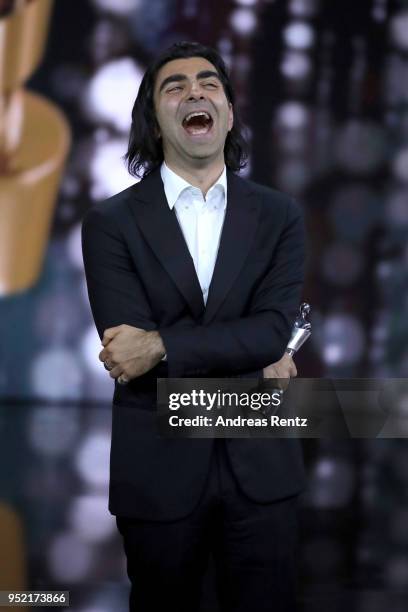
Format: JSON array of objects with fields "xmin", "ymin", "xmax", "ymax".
[
  {"xmin": 159, "ymin": 199, "xmax": 306, "ymax": 377},
  {"xmin": 81, "ymin": 207, "xmax": 157, "ymax": 341}
]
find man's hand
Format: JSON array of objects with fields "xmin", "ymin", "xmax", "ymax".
[
  {"xmin": 263, "ymin": 352, "xmax": 297, "ymax": 391},
  {"xmin": 99, "ymin": 324, "xmax": 166, "ymax": 382}
]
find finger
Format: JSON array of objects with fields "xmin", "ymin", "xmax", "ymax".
[
  {"xmin": 102, "ymin": 327, "xmax": 120, "ymax": 347},
  {"xmin": 99, "ymin": 348, "xmax": 116, "ymax": 364},
  {"xmin": 109, "ymin": 364, "xmax": 124, "ymax": 379},
  {"xmin": 291, "ymin": 364, "xmax": 298, "ymax": 377}
]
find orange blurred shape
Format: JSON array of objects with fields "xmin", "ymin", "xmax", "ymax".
[
  {"xmin": 0, "ymin": 502, "xmax": 26, "ymax": 612},
  {"xmin": 0, "ymin": 0, "xmax": 71, "ymax": 295}
]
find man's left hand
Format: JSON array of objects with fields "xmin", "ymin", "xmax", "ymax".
[
  {"xmin": 99, "ymin": 324, "xmax": 166, "ymax": 381},
  {"xmin": 263, "ymin": 352, "xmax": 297, "ymax": 391}
]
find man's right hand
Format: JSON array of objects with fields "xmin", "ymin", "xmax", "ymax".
[{"xmin": 99, "ymin": 324, "xmax": 166, "ymax": 383}]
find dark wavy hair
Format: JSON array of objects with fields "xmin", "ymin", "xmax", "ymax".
[{"xmin": 124, "ymin": 41, "xmax": 249, "ymax": 178}]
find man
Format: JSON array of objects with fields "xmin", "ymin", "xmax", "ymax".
[{"xmin": 82, "ymin": 41, "xmax": 305, "ymax": 612}]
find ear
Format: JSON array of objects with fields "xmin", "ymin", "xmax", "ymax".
[{"xmin": 228, "ymin": 102, "xmax": 234, "ymax": 132}]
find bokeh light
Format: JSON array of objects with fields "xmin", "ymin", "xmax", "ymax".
[
  {"xmin": 27, "ymin": 407, "xmax": 80, "ymax": 457},
  {"xmin": 74, "ymin": 432, "xmax": 111, "ymax": 490},
  {"xmin": 391, "ymin": 147, "xmax": 408, "ymax": 183},
  {"xmin": 90, "ymin": 0, "xmax": 141, "ymax": 16},
  {"xmin": 305, "ymin": 457, "xmax": 355, "ymax": 509},
  {"xmin": 68, "ymin": 494, "xmax": 117, "ymax": 543},
  {"xmin": 230, "ymin": 8, "xmax": 258, "ymax": 36},
  {"xmin": 288, "ymin": 0, "xmax": 320, "ymax": 18},
  {"xmin": 83, "ymin": 58, "xmax": 143, "ymax": 132},
  {"xmin": 335, "ymin": 120, "xmax": 388, "ymax": 175},
  {"xmin": 89, "ymin": 137, "xmax": 138, "ymax": 200},
  {"xmin": 48, "ymin": 531, "xmax": 94, "ymax": 583},
  {"xmin": 321, "ymin": 314, "xmax": 365, "ymax": 367},
  {"xmin": 30, "ymin": 348, "xmax": 83, "ymax": 400},
  {"xmin": 389, "ymin": 10, "xmax": 408, "ymax": 52},
  {"xmin": 280, "ymin": 50, "xmax": 313, "ymax": 80},
  {"xmin": 283, "ymin": 21, "xmax": 315, "ymax": 50}
]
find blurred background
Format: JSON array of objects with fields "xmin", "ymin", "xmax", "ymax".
[{"xmin": 0, "ymin": 0, "xmax": 408, "ymax": 610}]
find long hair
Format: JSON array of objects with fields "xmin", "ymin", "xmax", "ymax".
[{"xmin": 124, "ymin": 41, "xmax": 249, "ymax": 178}]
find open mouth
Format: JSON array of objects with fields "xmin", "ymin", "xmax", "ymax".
[{"xmin": 182, "ymin": 111, "xmax": 214, "ymax": 136}]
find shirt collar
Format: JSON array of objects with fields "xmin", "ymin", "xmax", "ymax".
[{"xmin": 160, "ymin": 161, "xmax": 227, "ymax": 210}]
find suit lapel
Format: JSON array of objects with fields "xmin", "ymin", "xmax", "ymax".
[
  {"xmin": 127, "ymin": 169, "xmax": 205, "ymax": 320},
  {"xmin": 127, "ymin": 168, "xmax": 261, "ymax": 324},
  {"xmin": 203, "ymin": 171, "xmax": 261, "ymax": 324}
]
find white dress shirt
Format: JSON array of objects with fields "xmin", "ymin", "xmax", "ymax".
[{"xmin": 160, "ymin": 161, "xmax": 227, "ymax": 305}]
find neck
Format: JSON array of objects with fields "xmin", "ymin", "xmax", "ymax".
[{"xmin": 164, "ymin": 158, "xmax": 225, "ymax": 198}]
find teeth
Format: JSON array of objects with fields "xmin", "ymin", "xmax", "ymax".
[{"xmin": 184, "ymin": 111, "xmax": 211, "ymax": 122}]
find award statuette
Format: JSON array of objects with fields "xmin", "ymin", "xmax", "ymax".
[
  {"xmin": 0, "ymin": 0, "xmax": 71, "ymax": 295},
  {"xmin": 285, "ymin": 302, "xmax": 312, "ymax": 357},
  {"xmin": 251, "ymin": 303, "xmax": 312, "ymax": 417}
]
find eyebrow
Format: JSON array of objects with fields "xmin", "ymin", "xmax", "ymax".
[{"xmin": 158, "ymin": 70, "xmax": 221, "ymax": 93}]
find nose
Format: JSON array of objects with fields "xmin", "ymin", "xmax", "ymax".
[{"xmin": 187, "ymin": 80, "xmax": 205, "ymax": 100}]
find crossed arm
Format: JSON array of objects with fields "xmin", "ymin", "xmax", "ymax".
[
  {"xmin": 98, "ymin": 324, "xmax": 297, "ymax": 382},
  {"xmin": 82, "ymin": 199, "xmax": 305, "ymax": 383}
]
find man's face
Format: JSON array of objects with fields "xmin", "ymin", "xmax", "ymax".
[{"xmin": 153, "ymin": 56, "xmax": 234, "ymax": 167}]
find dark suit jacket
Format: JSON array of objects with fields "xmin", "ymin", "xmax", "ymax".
[{"xmin": 81, "ymin": 167, "xmax": 306, "ymax": 520}]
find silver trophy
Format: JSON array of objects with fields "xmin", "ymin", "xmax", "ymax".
[
  {"xmin": 286, "ymin": 302, "xmax": 312, "ymax": 356},
  {"xmin": 251, "ymin": 303, "xmax": 312, "ymax": 416}
]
